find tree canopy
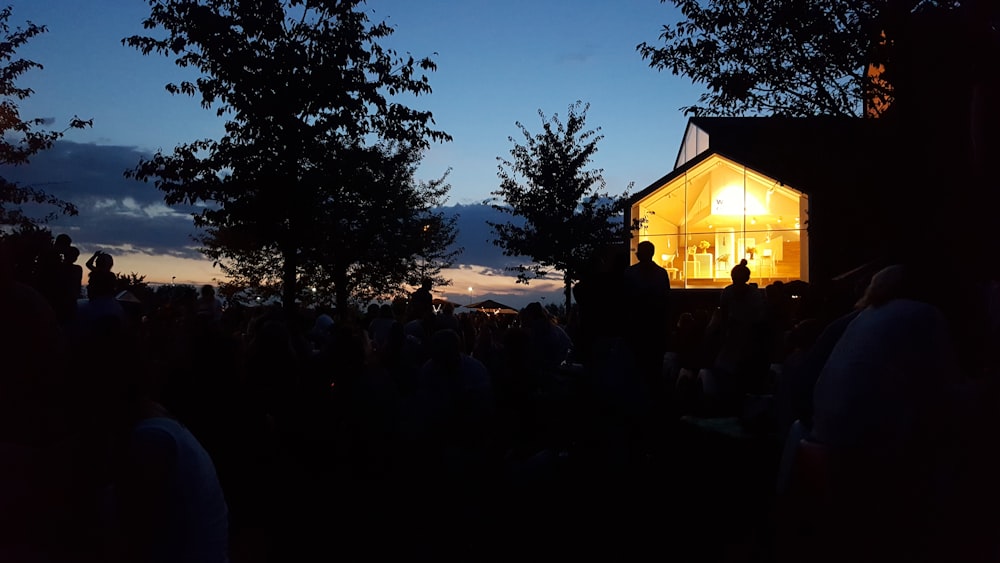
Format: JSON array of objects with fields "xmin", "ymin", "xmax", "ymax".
[
  {"xmin": 489, "ymin": 101, "xmax": 630, "ymax": 312},
  {"xmin": 636, "ymin": 0, "xmax": 967, "ymax": 117},
  {"xmin": 123, "ymin": 0, "xmax": 454, "ymax": 313},
  {"xmin": 0, "ymin": 6, "xmax": 91, "ymax": 232},
  {"xmin": 200, "ymin": 140, "xmax": 460, "ymax": 308}
]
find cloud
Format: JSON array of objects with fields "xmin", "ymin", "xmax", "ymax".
[
  {"xmin": 0, "ymin": 141, "xmax": 211, "ymax": 259},
  {"xmin": 0, "ymin": 141, "xmax": 580, "ymax": 308},
  {"xmin": 441, "ymin": 202, "xmax": 527, "ymax": 269},
  {"xmin": 0, "ymin": 140, "xmax": 549, "ymax": 286}
]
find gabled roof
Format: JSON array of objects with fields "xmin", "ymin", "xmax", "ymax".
[{"xmin": 631, "ymin": 116, "xmax": 893, "ymax": 204}]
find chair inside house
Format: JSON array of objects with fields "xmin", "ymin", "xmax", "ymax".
[
  {"xmin": 661, "ymin": 253, "xmax": 679, "ymax": 280},
  {"xmin": 760, "ymin": 248, "xmax": 774, "ymax": 276}
]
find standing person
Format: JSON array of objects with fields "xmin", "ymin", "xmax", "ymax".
[
  {"xmin": 37, "ymin": 233, "xmax": 73, "ymax": 316},
  {"xmin": 805, "ymin": 263, "xmax": 961, "ymax": 563},
  {"xmin": 622, "ymin": 241, "xmax": 672, "ymax": 407},
  {"xmin": 54, "ymin": 245, "xmax": 84, "ymax": 325},
  {"xmin": 75, "ymin": 250, "xmax": 126, "ymax": 338},
  {"xmin": 197, "ymin": 284, "xmax": 224, "ymax": 322},
  {"xmin": 405, "ymin": 278, "xmax": 436, "ymax": 348},
  {"xmin": 100, "ymin": 329, "xmax": 230, "ymax": 563},
  {"xmin": 573, "ymin": 244, "xmax": 627, "ymax": 368},
  {"xmin": 708, "ymin": 259, "xmax": 769, "ymax": 409},
  {"xmin": 411, "ymin": 278, "xmax": 433, "ymax": 313},
  {"xmin": 86, "ymin": 250, "xmax": 116, "ymax": 300}
]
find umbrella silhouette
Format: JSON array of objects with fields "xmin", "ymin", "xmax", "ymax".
[{"xmin": 463, "ymin": 299, "xmax": 519, "ymax": 315}]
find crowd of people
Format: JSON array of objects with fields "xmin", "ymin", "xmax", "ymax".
[{"xmin": 2, "ymin": 233, "xmax": 999, "ymax": 562}]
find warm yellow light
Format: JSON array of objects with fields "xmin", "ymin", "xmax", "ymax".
[{"xmin": 712, "ymin": 185, "xmax": 767, "ymax": 216}]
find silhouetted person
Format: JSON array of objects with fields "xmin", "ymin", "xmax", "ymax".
[
  {"xmin": 519, "ymin": 301, "xmax": 573, "ymax": 374},
  {"xmin": 401, "ymin": 328, "xmax": 498, "ymax": 560},
  {"xmin": 573, "ymin": 244, "xmax": 627, "ymax": 367},
  {"xmin": 709, "ymin": 259, "xmax": 769, "ymax": 407},
  {"xmin": 72, "ymin": 250, "xmax": 127, "ymax": 344},
  {"xmin": 411, "ymin": 278, "xmax": 433, "ymax": 314},
  {"xmin": 37, "ymin": 234, "xmax": 73, "ymax": 318},
  {"xmin": 85, "ymin": 249, "xmax": 116, "ymax": 300},
  {"xmin": 197, "ymin": 284, "xmax": 223, "ymax": 322},
  {"xmin": 807, "ymin": 264, "xmax": 959, "ymax": 563},
  {"xmin": 368, "ymin": 303, "xmax": 397, "ymax": 354},
  {"xmin": 0, "ymin": 238, "xmax": 109, "ymax": 562},
  {"xmin": 434, "ymin": 300, "xmax": 461, "ymax": 334},
  {"xmin": 52, "ymin": 245, "xmax": 83, "ymax": 325},
  {"xmin": 104, "ymin": 336, "xmax": 230, "ymax": 563},
  {"xmin": 622, "ymin": 241, "xmax": 671, "ymax": 408}
]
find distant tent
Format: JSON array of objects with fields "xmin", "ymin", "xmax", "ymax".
[
  {"xmin": 464, "ymin": 299, "xmax": 519, "ymax": 315},
  {"xmin": 115, "ymin": 290, "xmax": 141, "ymax": 304}
]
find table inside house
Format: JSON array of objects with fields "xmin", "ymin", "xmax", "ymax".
[{"xmin": 685, "ymin": 253, "xmax": 714, "ymax": 278}]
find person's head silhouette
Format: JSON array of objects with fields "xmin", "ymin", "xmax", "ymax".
[
  {"xmin": 731, "ymin": 259, "xmax": 751, "ymax": 285},
  {"xmin": 54, "ymin": 233, "xmax": 72, "ymax": 250},
  {"xmin": 64, "ymin": 246, "xmax": 80, "ymax": 264},
  {"xmin": 635, "ymin": 240, "xmax": 655, "ymax": 263},
  {"xmin": 96, "ymin": 252, "xmax": 113, "ymax": 271}
]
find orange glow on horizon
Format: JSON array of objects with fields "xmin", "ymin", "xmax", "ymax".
[
  {"xmin": 112, "ymin": 251, "xmax": 225, "ymax": 286},
  {"xmin": 117, "ymin": 250, "xmax": 564, "ymax": 305}
]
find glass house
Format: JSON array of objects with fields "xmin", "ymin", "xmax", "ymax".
[{"xmin": 628, "ymin": 120, "xmax": 809, "ymax": 288}]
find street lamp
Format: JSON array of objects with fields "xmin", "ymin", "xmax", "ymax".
[{"xmin": 467, "ymin": 286, "xmax": 473, "ymax": 305}]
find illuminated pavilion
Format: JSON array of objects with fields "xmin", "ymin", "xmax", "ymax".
[{"xmin": 627, "ymin": 116, "xmax": 895, "ymax": 289}]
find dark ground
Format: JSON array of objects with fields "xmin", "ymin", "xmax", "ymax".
[{"xmin": 225, "ymin": 413, "xmax": 785, "ymax": 563}]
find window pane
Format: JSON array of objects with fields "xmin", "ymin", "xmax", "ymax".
[{"xmin": 631, "ymin": 154, "xmax": 808, "ymax": 288}]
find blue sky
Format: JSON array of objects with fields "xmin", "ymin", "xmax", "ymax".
[{"xmin": 5, "ymin": 0, "xmax": 703, "ymax": 308}]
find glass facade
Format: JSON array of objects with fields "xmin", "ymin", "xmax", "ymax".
[{"xmin": 630, "ymin": 154, "xmax": 808, "ymax": 288}]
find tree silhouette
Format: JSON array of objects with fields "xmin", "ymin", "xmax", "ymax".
[
  {"xmin": 639, "ymin": 0, "xmax": 1000, "ymax": 379},
  {"xmin": 0, "ymin": 6, "xmax": 92, "ymax": 231},
  {"xmin": 637, "ymin": 0, "xmax": 903, "ymax": 117},
  {"xmin": 489, "ymin": 101, "xmax": 631, "ymax": 313},
  {"xmin": 123, "ymin": 0, "xmax": 453, "ymax": 314},
  {"xmin": 201, "ymin": 141, "xmax": 460, "ymax": 310},
  {"xmin": 116, "ymin": 271, "xmax": 148, "ymax": 292}
]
